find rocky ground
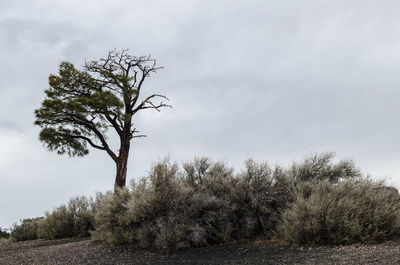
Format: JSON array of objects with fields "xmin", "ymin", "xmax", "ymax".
[{"xmin": 1, "ymin": 238, "xmax": 400, "ymax": 264}]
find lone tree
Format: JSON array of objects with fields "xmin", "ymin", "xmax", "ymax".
[{"xmin": 34, "ymin": 49, "xmax": 170, "ymax": 190}]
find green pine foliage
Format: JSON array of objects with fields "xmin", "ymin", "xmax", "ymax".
[
  {"xmin": 0, "ymin": 229, "xmax": 10, "ymax": 239},
  {"xmin": 34, "ymin": 61, "xmax": 122, "ymax": 157}
]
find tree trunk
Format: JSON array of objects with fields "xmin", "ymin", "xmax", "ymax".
[{"xmin": 114, "ymin": 140, "xmax": 130, "ymax": 191}]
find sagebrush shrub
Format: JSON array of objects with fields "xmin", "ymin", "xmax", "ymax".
[
  {"xmin": 92, "ymin": 158, "xmax": 295, "ymax": 250},
  {"xmin": 233, "ymin": 159, "xmax": 294, "ymax": 237},
  {"xmin": 37, "ymin": 205, "xmax": 74, "ymax": 239},
  {"xmin": 37, "ymin": 196, "xmax": 94, "ymax": 239},
  {"xmin": 92, "ymin": 161, "xmax": 197, "ymax": 249},
  {"xmin": 279, "ymin": 179, "xmax": 400, "ymax": 245},
  {"xmin": 11, "ymin": 217, "xmax": 43, "ymax": 241},
  {"xmin": 91, "ymin": 189, "xmax": 133, "ymax": 246}
]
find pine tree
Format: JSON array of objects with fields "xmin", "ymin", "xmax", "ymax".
[{"xmin": 34, "ymin": 49, "xmax": 170, "ymax": 190}]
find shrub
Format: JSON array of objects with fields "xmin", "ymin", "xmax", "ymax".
[
  {"xmin": 13, "ymin": 153, "xmax": 399, "ymax": 250},
  {"xmin": 92, "ymin": 160, "xmax": 195, "ymax": 249},
  {"xmin": 91, "ymin": 189, "xmax": 133, "ymax": 246},
  {"xmin": 92, "ymin": 158, "xmax": 295, "ymax": 250},
  {"xmin": 11, "ymin": 217, "xmax": 43, "ymax": 241},
  {"xmin": 232, "ymin": 160, "xmax": 294, "ymax": 238},
  {"xmin": 37, "ymin": 196, "xmax": 95, "ymax": 239},
  {"xmin": 68, "ymin": 196, "xmax": 95, "ymax": 237},
  {"xmin": 279, "ymin": 179, "xmax": 400, "ymax": 245},
  {"xmin": 37, "ymin": 205, "xmax": 74, "ymax": 239}
]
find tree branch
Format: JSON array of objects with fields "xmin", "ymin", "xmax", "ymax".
[
  {"xmin": 70, "ymin": 135, "xmax": 106, "ymax": 150},
  {"xmin": 104, "ymin": 113, "xmax": 122, "ymax": 136},
  {"xmin": 85, "ymin": 123, "xmax": 118, "ymax": 162},
  {"xmin": 131, "ymin": 94, "xmax": 171, "ymax": 114},
  {"xmin": 132, "ymin": 134, "xmax": 147, "ymax": 138}
]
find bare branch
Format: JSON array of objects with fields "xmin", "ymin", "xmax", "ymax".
[
  {"xmin": 131, "ymin": 128, "xmax": 147, "ymax": 139},
  {"xmin": 132, "ymin": 134, "xmax": 147, "ymax": 138},
  {"xmin": 132, "ymin": 94, "xmax": 171, "ymax": 114}
]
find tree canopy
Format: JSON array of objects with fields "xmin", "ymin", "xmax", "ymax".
[{"xmin": 34, "ymin": 49, "xmax": 170, "ymax": 189}]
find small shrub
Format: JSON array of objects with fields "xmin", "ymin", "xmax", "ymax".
[
  {"xmin": 279, "ymin": 179, "xmax": 400, "ymax": 245},
  {"xmin": 37, "ymin": 196, "xmax": 95, "ymax": 239},
  {"xmin": 12, "ymin": 196, "xmax": 95, "ymax": 241},
  {"xmin": 11, "ymin": 217, "xmax": 43, "ymax": 241},
  {"xmin": 92, "ymin": 161, "xmax": 192, "ymax": 250},
  {"xmin": 37, "ymin": 205, "xmax": 74, "ymax": 239}
]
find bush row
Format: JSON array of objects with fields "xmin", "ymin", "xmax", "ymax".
[
  {"xmin": 92, "ymin": 158, "xmax": 294, "ymax": 249},
  {"xmin": 11, "ymin": 196, "xmax": 95, "ymax": 241},
  {"xmin": 11, "ymin": 153, "xmax": 400, "ymax": 250}
]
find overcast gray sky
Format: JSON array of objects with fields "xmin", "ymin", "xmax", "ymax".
[{"xmin": 1, "ymin": 0, "xmax": 400, "ymax": 228}]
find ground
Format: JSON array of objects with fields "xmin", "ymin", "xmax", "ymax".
[{"xmin": 1, "ymin": 238, "xmax": 400, "ymax": 264}]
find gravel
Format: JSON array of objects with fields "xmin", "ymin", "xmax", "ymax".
[{"xmin": 1, "ymin": 238, "xmax": 400, "ymax": 264}]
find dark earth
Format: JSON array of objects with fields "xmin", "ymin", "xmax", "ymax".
[{"xmin": 1, "ymin": 238, "xmax": 400, "ymax": 264}]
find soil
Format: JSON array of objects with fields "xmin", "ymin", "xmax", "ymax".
[{"xmin": 1, "ymin": 238, "xmax": 400, "ymax": 265}]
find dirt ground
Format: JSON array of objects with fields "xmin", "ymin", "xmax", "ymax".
[{"xmin": 1, "ymin": 238, "xmax": 400, "ymax": 265}]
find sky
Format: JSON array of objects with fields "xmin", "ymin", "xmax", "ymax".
[{"xmin": 1, "ymin": 0, "xmax": 400, "ymax": 228}]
